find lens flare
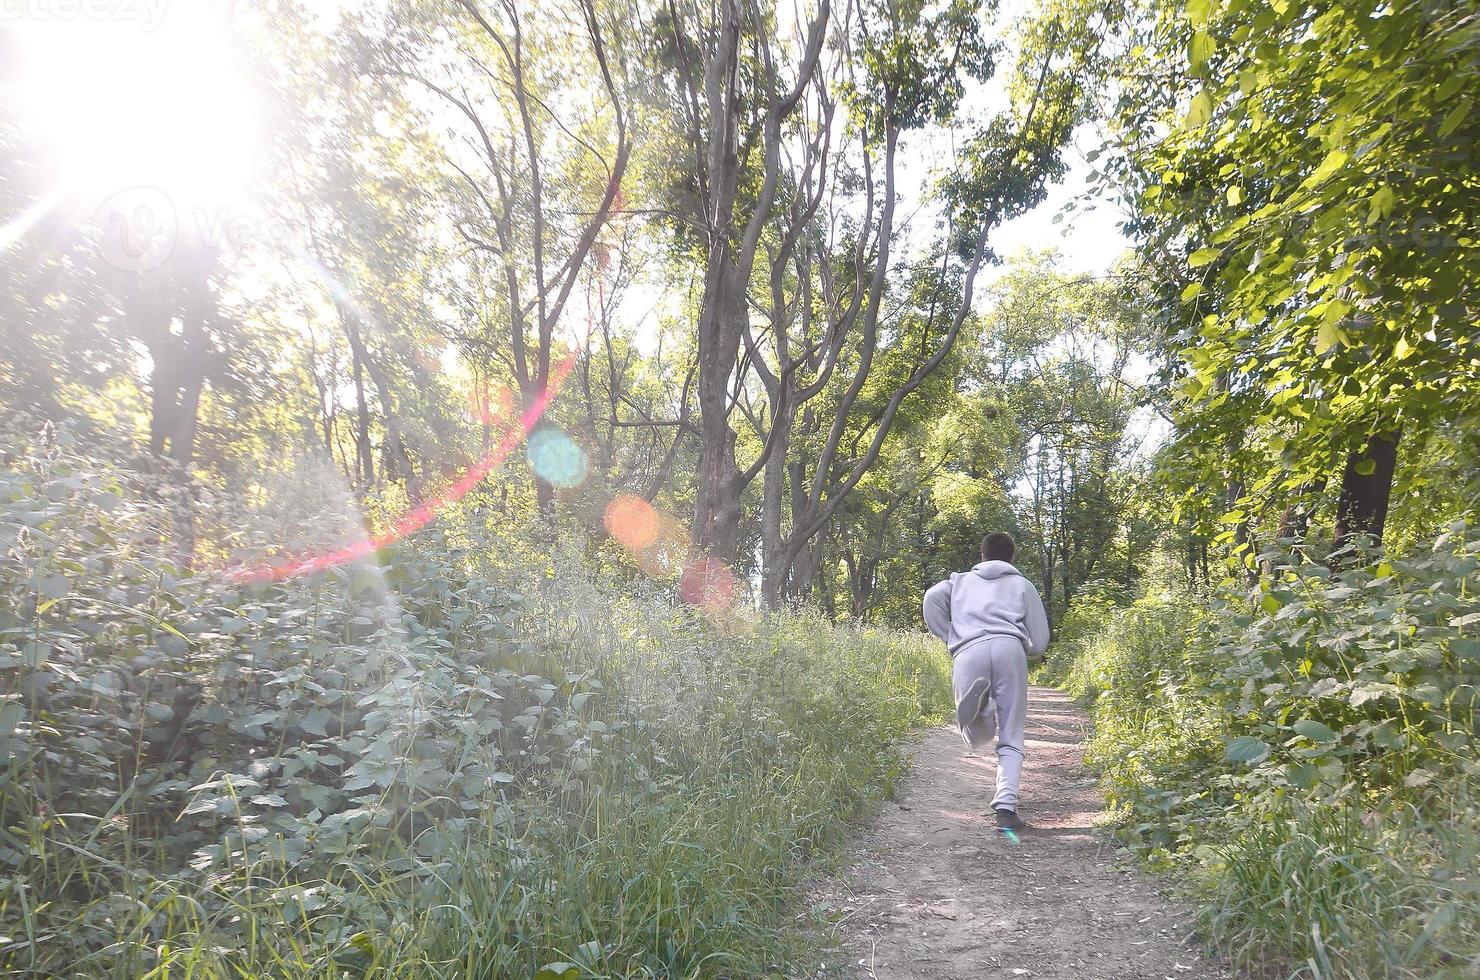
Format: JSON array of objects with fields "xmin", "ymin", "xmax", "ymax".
[
  {"xmin": 469, "ymin": 383, "xmax": 516, "ymax": 428},
  {"xmin": 526, "ymin": 429, "xmax": 588, "ymax": 488},
  {"xmin": 680, "ymin": 557, "xmax": 737, "ymax": 613},
  {"xmin": 231, "ymin": 348, "xmax": 579, "ymax": 583},
  {"xmin": 634, "ymin": 514, "xmax": 688, "ymax": 579},
  {"xmin": 603, "ymin": 495, "xmax": 660, "ymax": 553}
]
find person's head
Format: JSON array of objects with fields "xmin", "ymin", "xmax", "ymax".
[{"xmin": 981, "ymin": 531, "xmax": 1015, "ymax": 564}]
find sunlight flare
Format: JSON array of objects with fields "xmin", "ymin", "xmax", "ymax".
[
  {"xmin": 11, "ymin": 10, "xmax": 261, "ymax": 209},
  {"xmin": 0, "ymin": 185, "xmax": 66, "ymax": 251}
]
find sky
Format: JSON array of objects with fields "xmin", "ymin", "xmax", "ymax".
[{"xmin": 985, "ymin": 134, "xmax": 1133, "ymax": 285}]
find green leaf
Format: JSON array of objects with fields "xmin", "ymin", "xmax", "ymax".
[
  {"xmin": 1189, "ymin": 31, "xmax": 1216, "ymax": 71},
  {"xmin": 1225, "ymin": 735, "xmax": 1270, "ymax": 764},
  {"xmin": 1355, "ymin": 459, "xmax": 1376, "ymax": 476},
  {"xmin": 1189, "ymin": 247, "xmax": 1221, "ymax": 268},
  {"xmin": 38, "ymin": 574, "xmax": 70, "ymax": 600},
  {"xmin": 1316, "ymin": 320, "xmax": 1347, "ymax": 353},
  {"xmin": 1184, "ymin": 91, "xmax": 1214, "ymax": 129},
  {"xmin": 1437, "ymin": 98, "xmax": 1471, "ymax": 138},
  {"xmin": 21, "ymin": 642, "xmax": 49, "ymax": 669},
  {"xmin": 1303, "ymin": 149, "xmax": 1349, "ymax": 188},
  {"xmin": 1405, "ymin": 901, "xmax": 1458, "ymax": 962},
  {"xmin": 1180, "ymin": 282, "xmax": 1204, "ymax": 302},
  {"xmin": 1292, "ymin": 719, "xmax": 1339, "ymax": 743},
  {"xmin": 0, "ymin": 702, "xmax": 24, "ymax": 739},
  {"xmin": 1287, "ymin": 762, "xmax": 1319, "ymax": 788},
  {"xmin": 535, "ymin": 964, "xmax": 580, "ymax": 980},
  {"xmin": 1226, "ymin": 185, "xmax": 1242, "ymax": 206},
  {"xmin": 1367, "ymin": 185, "xmax": 1395, "ymax": 224},
  {"xmin": 351, "ymin": 568, "xmax": 382, "ymax": 595},
  {"xmin": 1350, "ymin": 683, "xmax": 1399, "ymax": 707}
]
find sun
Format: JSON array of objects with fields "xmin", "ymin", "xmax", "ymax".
[{"xmin": 11, "ymin": 9, "xmax": 262, "ymax": 211}]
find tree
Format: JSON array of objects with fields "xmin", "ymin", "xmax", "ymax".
[
  {"xmin": 642, "ymin": 0, "xmax": 1124, "ymax": 603},
  {"xmin": 1108, "ymin": 0, "xmax": 1479, "ymax": 556},
  {"xmin": 640, "ymin": 0, "xmax": 833, "ymax": 560},
  {"xmin": 368, "ymin": 0, "xmax": 632, "ymax": 513}
]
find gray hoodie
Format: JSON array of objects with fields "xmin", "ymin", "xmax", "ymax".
[{"xmin": 923, "ymin": 560, "xmax": 1050, "ymax": 657}]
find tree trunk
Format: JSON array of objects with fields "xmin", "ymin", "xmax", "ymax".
[
  {"xmin": 818, "ymin": 550, "xmax": 838, "ymax": 622},
  {"xmin": 131, "ymin": 271, "xmax": 177, "ymax": 458},
  {"xmin": 352, "ymin": 351, "xmax": 374, "ymax": 487},
  {"xmin": 340, "ymin": 306, "xmax": 418, "ymax": 500},
  {"xmin": 760, "ymin": 443, "xmax": 787, "ymax": 605},
  {"xmin": 760, "ymin": 398, "xmax": 798, "ymax": 606},
  {"xmin": 1039, "ymin": 550, "xmax": 1056, "ymax": 636},
  {"xmin": 529, "ymin": 419, "xmax": 557, "ymax": 519},
  {"xmin": 790, "ymin": 538, "xmax": 820, "ymax": 604},
  {"xmin": 167, "ymin": 280, "xmax": 213, "ymax": 470},
  {"xmin": 686, "ymin": 0, "xmax": 828, "ymax": 562},
  {"xmin": 847, "ymin": 554, "xmax": 878, "ymax": 621},
  {"xmin": 693, "ymin": 260, "xmax": 747, "ymax": 560},
  {"xmin": 1262, "ymin": 477, "xmax": 1329, "ymax": 573},
  {"xmin": 130, "ymin": 246, "xmax": 214, "ymax": 474},
  {"xmin": 1332, "ymin": 430, "xmax": 1401, "ymax": 554}
]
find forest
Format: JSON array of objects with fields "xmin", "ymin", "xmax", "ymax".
[{"xmin": 1, "ymin": 0, "xmax": 1476, "ymax": 976}]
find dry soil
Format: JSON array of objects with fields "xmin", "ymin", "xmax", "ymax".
[{"xmin": 808, "ymin": 686, "xmax": 1232, "ymax": 980}]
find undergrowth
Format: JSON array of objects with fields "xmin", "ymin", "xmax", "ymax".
[
  {"xmin": 0, "ymin": 433, "xmax": 953, "ymax": 977},
  {"xmin": 1041, "ymin": 531, "xmax": 1480, "ymax": 979}
]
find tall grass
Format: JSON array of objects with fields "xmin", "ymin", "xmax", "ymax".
[{"xmin": 1201, "ymin": 793, "xmax": 1480, "ymax": 979}]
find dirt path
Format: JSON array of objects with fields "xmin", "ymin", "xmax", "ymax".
[{"xmin": 810, "ymin": 686, "xmax": 1230, "ymax": 980}]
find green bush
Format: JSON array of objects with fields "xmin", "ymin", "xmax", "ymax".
[
  {"xmin": 1054, "ymin": 528, "xmax": 1480, "ymax": 978},
  {"xmin": 0, "ymin": 437, "xmax": 952, "ymax": 977}
]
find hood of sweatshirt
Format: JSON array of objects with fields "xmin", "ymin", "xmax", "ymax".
[{"xmin": 971, "ymin": 560, "xmax": 1021, "ymax": 581}]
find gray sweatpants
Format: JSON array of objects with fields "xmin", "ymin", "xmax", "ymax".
[{"xmin": 952, "ymin": 636, "xmax": 1028, "ymax": 811}]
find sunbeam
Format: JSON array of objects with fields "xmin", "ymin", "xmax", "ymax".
[{"xmin": 0, "ymin": 186, "xmax": 66, "ymax": 252}]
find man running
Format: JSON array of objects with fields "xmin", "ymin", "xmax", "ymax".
[{"xmin": 922, "ymin": 531, "xmax": 1050, "ymax": 831}]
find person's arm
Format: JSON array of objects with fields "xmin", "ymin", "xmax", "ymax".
[
  {"xmin": 1022, "ymin": 580, "xmax": 1050, "ymax": 657},
  {"xmin": 922, "ymin": 578, "xmax": 952, "ymax": 643}
]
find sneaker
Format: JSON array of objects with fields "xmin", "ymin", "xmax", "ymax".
[
  {"xmin": 955, "ymin": 677, "xmax": 992, "ymax": 731},
  {"xmin": 994, "ymin": 808, "xmax": 1024, "ymax": 831}
]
